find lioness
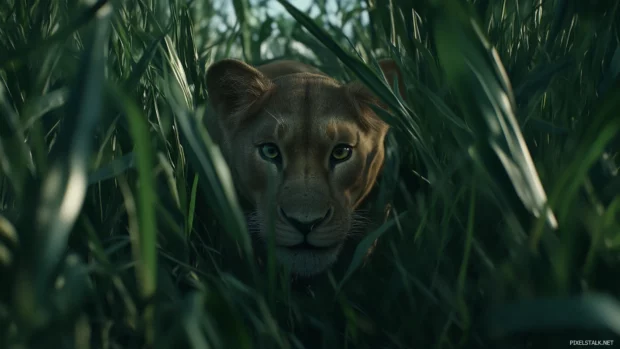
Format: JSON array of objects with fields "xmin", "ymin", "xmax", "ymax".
[{"xmin": 205, "ymin": 58, "xmax": 402, "ymax": 276}]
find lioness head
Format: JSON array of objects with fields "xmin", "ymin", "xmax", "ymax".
[{"xmin": 206, "ymin": 59, "xmax": 402, "ymax": 276}]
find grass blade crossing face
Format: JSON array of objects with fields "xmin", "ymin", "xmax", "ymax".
[
  {"xmin": 433, "ymin": 0, "xmax": 558, "ymax": 231},
  {"xmin": 276, "ymin": 0, "xmax": 427, "ymax": 150},
  {"xmin": 162, "ymin": 64, "xmax": 254, "ymax": 270}
]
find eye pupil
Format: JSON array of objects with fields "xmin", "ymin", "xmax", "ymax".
[{"xmin": 331, "ymin": 145, "xmax": 352, "ymax": 162}]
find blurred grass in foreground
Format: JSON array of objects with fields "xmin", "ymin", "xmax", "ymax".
[{"xmin": 1, "ymin": 0, "xmax": 619, "ymax": 348}]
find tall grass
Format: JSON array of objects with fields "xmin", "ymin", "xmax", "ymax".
[{"xmin": 1, "ymin": 0, "xmax": 619, "ymax": 348}]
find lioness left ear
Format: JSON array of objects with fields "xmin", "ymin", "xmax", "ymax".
[{"xmin": 206, "ymin": 59, "xmax": 273, "ymax": 122}]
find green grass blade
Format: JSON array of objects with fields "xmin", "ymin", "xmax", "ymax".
[
  {"xmin": 232, "ymin": 0, "xmax": 253, "ymax": 62},
  {"xmin": 276, "ymin": 0, "xmax": 424, "ymax": 144},
  {"xmin": 109, "ymin": 86, "xmax": 159, "ymax": 343},
  {"xmin": 531, "ymin": 82, "xmax": 620, "ymax": 247},
  {"xmin": 12, "ymin": 2, "xmax": 112, "ymax": 328},
  {"xmin": 337, "ymin": 210, "xmax": 408, "ymax": 292},
  {"xmin": 88, "ymin": 152, "xmax": 135, "ymax": 185},
  {"xmin": 163, "ymin": 73, "xmax": 254, "ymax": 268},
  {"xmin": 0, "ymin": 0, "xmax": 110, "ymax": 69},
  {"xmin": 434, "ymin": 0, "xmax": 558, "ymax": 230},
  {"xmin": 0, "ymin": 85, "xmax": 34, "ymax": 199},
  {"xmin": 21, "ymin": 87, "xmax": 70, "ymax": 129}
]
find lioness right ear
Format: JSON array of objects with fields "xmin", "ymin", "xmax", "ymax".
[
  {"xmin": 377, "ymin": 59, "xmax": 405, "ymax": 98},
  {"xmin": 206, "ymin": 59, "xmax": 273, "ymax": 121}
]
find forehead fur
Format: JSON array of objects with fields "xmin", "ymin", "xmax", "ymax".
[{"xmin": 237, "ymin": 73, "xmax": 385, "ymax": 133}]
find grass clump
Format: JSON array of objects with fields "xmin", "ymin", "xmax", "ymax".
[{"xmin": 0, "ymin": 0, "xmax": 619, "ymax": 348}]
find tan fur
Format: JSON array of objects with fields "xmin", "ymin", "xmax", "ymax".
[{"xmin": 205, "ymin": 58, "xmax": 402, "ymax": 276}]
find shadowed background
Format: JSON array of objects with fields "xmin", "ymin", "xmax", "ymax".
[{"xmin": 0, "ymin": 0, "xmax": 619, "ymax": 348}]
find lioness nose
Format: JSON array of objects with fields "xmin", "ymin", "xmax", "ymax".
[{"xmin": 279, "ymin": 207, "xmax": 332, "ymax": 235}]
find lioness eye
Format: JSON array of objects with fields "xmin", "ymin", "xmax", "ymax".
[
  {"xmin": 259, "ymin": 143, "xmax": 281, "ymax": 161},
  {"xmin": 331, "ymin": 145, "xmax": 353, "ymax": 162}
]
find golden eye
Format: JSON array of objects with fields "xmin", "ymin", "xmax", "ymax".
[
  {"xmin": 259, "ymin": 143, "xmax": 280, "ymax": 161},
  {"xmin": 331, "ymin": 145, "xmax": 352, "ymax": 162}
]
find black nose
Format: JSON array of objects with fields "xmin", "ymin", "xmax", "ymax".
[{"xmin": 280, "ymin": 208, "xmax": 332, "ymax": 235}]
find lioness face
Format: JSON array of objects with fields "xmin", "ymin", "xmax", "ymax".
[{"xmin": 206, "ymin": 60, "xmax": 399, "ymax": 276}]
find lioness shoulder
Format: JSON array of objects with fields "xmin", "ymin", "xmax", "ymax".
[{"xmin": 205, "ymin": 58, "xmax": 402, "ymax": 276}]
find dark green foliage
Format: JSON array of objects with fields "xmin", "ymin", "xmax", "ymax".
[{"xmin": 0, "ymin": 0, "xmax": 619, "ymax": 348}]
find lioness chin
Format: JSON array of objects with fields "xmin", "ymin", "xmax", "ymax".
[{"xmin": 205, "ymin": 58, "xmax": 402, "ymax": 277}]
